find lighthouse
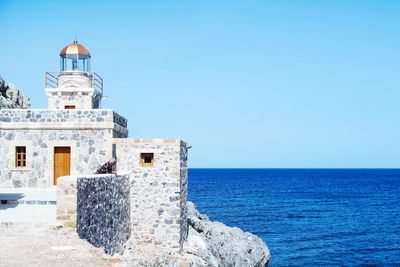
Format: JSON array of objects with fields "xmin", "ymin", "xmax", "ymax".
[
  {"xmin": 0, "ymin": 40, "xmax": 189, "ymax": 255},
  {"xmin": 45, "ymin": 40, "xmax": 103, "ymax": 109}
]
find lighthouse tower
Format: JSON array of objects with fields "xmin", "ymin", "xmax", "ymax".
[{"xmin": 45, "ymin": 40, "xmax": 103, "ymax": 109}]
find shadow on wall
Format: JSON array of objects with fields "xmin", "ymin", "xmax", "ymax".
[
  {"xmin": 0, "ymin": 193, "xmax": 24, "ymax": 210},
  {"xmin": 76, "ymin": 174, "xmax": 131, "ymax": 255}
]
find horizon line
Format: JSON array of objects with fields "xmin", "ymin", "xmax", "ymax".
[{"xmin": 188, "ymin": 167, "xmax": 400, "ymax": 170}]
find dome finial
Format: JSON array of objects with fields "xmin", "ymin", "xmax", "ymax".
[{"xmin": 74, "ymin": 31, "xmax": 78, "ymax": 44}]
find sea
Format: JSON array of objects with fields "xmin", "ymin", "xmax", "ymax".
[{"xmin": 188, "ymin": 168, "xmax": 400, "ymax": 266}]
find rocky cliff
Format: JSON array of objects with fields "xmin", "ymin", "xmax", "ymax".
[
  {"xmin": 125, "ymin": 202, "xmax": 270, "ymax": 267},
  {"xmin": 0, "ymin": 75, "xmax": 30, "ymax": 109},
  {"xmin": 183, "ymin": 202, "xmax": 270, "ymax": 266}
]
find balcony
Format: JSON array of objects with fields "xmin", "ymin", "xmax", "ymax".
[{"xmin": 45, "ymin": 71, "xmax": 103, "ymax": 96}]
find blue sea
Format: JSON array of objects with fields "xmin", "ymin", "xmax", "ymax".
[{"xmin": 188, "ymin": 169, "xmax": 400, "ymax": 266}]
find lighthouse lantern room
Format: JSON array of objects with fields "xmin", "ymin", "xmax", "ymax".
[
  {"xmin": 45, "ymin": 40, "xmax": 103, "ymax": 109},
  {"xmin": 59, "ymin": 40, "xmax": 91, "ymax": 71}
]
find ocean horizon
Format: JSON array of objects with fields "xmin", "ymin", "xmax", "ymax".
[{"xmin": 189, "ymin": 168, "xmax": 400, "ymax": 266}]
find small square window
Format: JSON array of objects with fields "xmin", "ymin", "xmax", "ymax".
[
  {"xmin": 140, "ymin": 153, "xmax": 154, "ymax": 167},
  {"xmin": 15, "ymin": 146, "xmax": 26, "ymax": 167}
]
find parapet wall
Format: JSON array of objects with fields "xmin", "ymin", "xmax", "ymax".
[
  {"xmin": 57, "ymin": 174, "xmax": 131, "ymax": 255},
  {"xmin": 77, "ymin": 174, "xmax": 131, "ymax": 255},
  {"xmin": 0, "ymin": 109, "xmax": 128, "ymax": 131}
]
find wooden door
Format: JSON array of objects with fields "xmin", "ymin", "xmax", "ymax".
[{"xmin": 54, "ymin": 147, "xmax": 71, "ymax": 185}]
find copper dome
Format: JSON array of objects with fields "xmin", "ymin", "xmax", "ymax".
[{"xmin": 60, "ymin": 40, "xmax": 90, "ymax": 57}]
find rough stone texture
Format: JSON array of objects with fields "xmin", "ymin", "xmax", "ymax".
[
  {"xmin": 0, "ymin": 75, "xmax": 30, "ymax": 109},
  {"xmin": 179, "ymin": 141, "xmax": 189, "ymax": 245},
  {"xmin": 57, "ymin": 139, "xmax": 190, "ymax": 258},
  {"xmin": 45, "ymin": 72, "xmax": 102, "ymax": 109},
  {"xmin": 0, "ymin": 109, "xmax": 128, "ymax": 138},
  {"xmin": 123, "ymin": 202, "xmax": 270, "ymax": 267},
  {"xmin": 1, "ymin": 71, "xmax": 269, "ymax": 266},
  {"xmin": 47, "ymin": 91, "xmax": 95, "ymax": 110},
  {"xmin": 114, "ymin": 138, "xmax": 189, "ymax": 257},
  {"xmin": 183, "ymin": 202, "xmax": 270, "ymax": 267},
  {"xmin": 0, "ymin": 109, "xmax": 128, "ymax": 188},
  {"xmin": 77, "ymin": 174, "xmax": 131, "ymax": 255},
  {"xmin": 57, "ymin": 139, "xmax": 270, "ymax": 267},
  {"xmin": 113, "ymin": 112, "xmax": 128, "ymax": 128},
  {"xmin": 0, "ymin": 109, "xmax": 127, "ymax": 129},
  {"xmin": 56, "ymin": 176, "xmax": 78, "ymax": 227},
  {"xmin": 0, "ymin": 128, "xmax": 113, "ymax": 188}
]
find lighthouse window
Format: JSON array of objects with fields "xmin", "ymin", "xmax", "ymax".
[
  {"xmin": 140, "ymin": 153, "xmax": 154, "ymax": 167},
  {"xmin": 15, "ymin": 146, "xmax": 26, "ymax": 167}
]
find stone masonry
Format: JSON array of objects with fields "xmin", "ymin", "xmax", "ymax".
[
  {"xmin": 56, "ymin": 139, "xmax": 189, "ymax": 256},
  {"xmin": 0, "ymin": 109, "xmax": 128, "ymax": 188},
  {"xmin": 45, "ymin": 72, "xmax": 101, "ymax": 109},
  {"xmin": 114, "ymin": 138, "xmax": 189, "ymax": 253},
  {"xmin": 2, "ymin": 41, "xmax": 191, "ymax": 259},
  {"xmin": 77, "ymin": 174, "xmax": 131, "ymax": 255},
  {"xmin": 56, "ymin": 176, "xmax": 78, "ymax": 227}
]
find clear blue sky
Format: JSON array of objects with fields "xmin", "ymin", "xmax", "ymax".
[{"xmin": 1, "ymin": 0, "xmax": 400, "ymax": 168}]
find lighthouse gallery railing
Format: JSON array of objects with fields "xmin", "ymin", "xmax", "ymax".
[{"xmin": 45, "ymin": 71, "xmax": 103, "ymax": 96}]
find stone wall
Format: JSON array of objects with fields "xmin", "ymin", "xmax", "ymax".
[
  {"xmin": 77, "ymin": 174, "xmax": 131, "ymax": 255},
  {"xmin": 57, "ymin": 174, "xmax": 131, "ymax": 255},
  {"xmin": 114, "ymin": 138, "xmax": 189, "ymax": 254},
  {"xmin": 57, "ymin": 73, "xmax": 92, "ymax": 89},
  {"xmin": 47, "ymin": 93, "xmax": 94, "ymax": 110},
  {"xmin": 56, "ymin": 139, "xmax": 189, "ymax": 257},
  {"xmin": 0, "ymin": 109, "xmax": 128, "ymax": 130},
  {"xmin": 0, "ymin": 128, "xmax": 113, "ymax": 188},
  {"xmin": 46, "ymin": 74, "xmax": 95, "ymax": 109},
  {"xmin": 112, "ymin": 112, "xmax": 128, "ymax": 138},
  {"xmin": 56, "ymin": 176, "xmax": 78, "ymax": 227},
  {"xmin": 0, "ymin": 109, "xmax": 128, "ymax": 188},
  {"xmin": 179, "ymin": 141, "xmax": 189, "ymax": 245},
  {"xmin": 113, "ymin": 112, "xmax": 128, "ymax": 128}
]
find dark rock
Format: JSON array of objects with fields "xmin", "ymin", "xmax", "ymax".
[{"xmin": 0, "ymin": 75, "xmax": 30, "ymax": 109}]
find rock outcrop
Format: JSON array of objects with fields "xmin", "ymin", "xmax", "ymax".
[
  {"xmin": 124, "ymin": 202, "xmax": 270, "ymax": 267},
  {"xmin": 182, "ymin": 202, "xmax": 270, "ymax": 266},
  {"xmin": 0, "ymin": 75, "xmax": 30, "ymax": 109}
]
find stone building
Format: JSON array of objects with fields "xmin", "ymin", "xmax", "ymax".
[
  {"xmin": 0, "ymin": 41, "xmax": 189, "ymax": 253},
  {"xmin": 0, "ymin": 40, "xmax": 128, "ymax": 188}
]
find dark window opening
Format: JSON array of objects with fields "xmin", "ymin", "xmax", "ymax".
[
  {"xmin": 140, "ymin": 153, "xmax": 154, "ymax": 167},
  {"xmin": 16, "ymin": 146, "xmax": 26, "ymax": 167}
]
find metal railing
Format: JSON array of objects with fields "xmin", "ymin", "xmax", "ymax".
[{"xmin": 45, "ymin": 71, "xmax": 103, "ymax": 96}]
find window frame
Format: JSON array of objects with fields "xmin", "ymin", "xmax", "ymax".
[
  {"xmin": 140, "ymin": 153, "xmax": 154, "ymax": 167},
  {"xmin": 15, "ymin": 146, "xmax": 27, "ymax": 168}
]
